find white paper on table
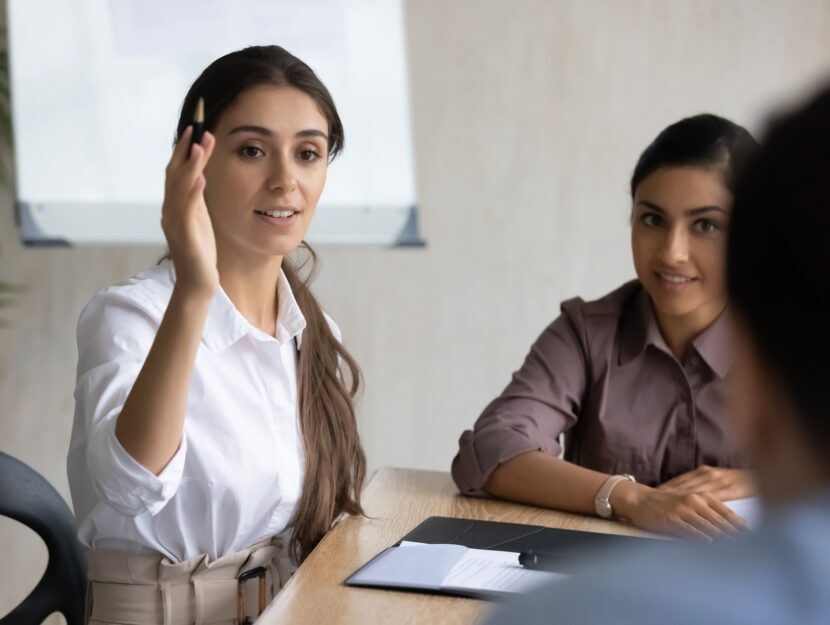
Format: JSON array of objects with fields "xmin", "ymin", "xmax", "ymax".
[
  {"xmin": 725, "ymin": 497, "xmax": 763, "ymax": 530},
  {"xmin": 347, "ymin": 541, "xmax": 565, "ymax": 599}
]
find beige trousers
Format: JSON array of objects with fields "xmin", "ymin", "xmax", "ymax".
[{"xmin": 85, "ymin": 538, "xmax": 290, "ymax": 625}]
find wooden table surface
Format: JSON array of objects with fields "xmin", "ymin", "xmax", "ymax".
[{"xmin": 258, "ymin": 467, "xmax": 653, "ymax": 625}]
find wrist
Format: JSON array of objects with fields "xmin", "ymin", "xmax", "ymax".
[
  {"xmin": 171, "ymin": 278, "xmax": 217, "ymax": 304},
  {"xmin": 170, "ymin": 282, "xmax": 215, "ymax": 314},
  {"xmin": 608, "ymin": 480, "xmax": 648, "ymax": 520}
]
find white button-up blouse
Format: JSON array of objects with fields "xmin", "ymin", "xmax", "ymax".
[{"xmin": 67, "ymin": 260, "xmax": 338, "ymax": 564}]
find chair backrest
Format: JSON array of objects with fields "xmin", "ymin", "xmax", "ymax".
[{"xmin": 0, "ymin": 452, "xmax": 86, "ymax": 625}]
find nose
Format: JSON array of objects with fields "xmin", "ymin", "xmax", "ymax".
[
  {"xmin": 658, "ymin": 224, "xmax": 689, "ymax": 265},
  {"xmin": 267, "ymin": 153, "xmax": 298, "ymax": 192}
]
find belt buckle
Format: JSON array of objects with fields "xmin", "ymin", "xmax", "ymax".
[{"xmin": 237, "ymin": 566, "xmax": 267, "ymax": 624}]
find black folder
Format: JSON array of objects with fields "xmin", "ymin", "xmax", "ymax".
[
  {"xmin": 344, "ymin": 516, "xmax": 662, "ymax": 600},
  {"xmin": 398, "ymin": 516, "xmax": 658, "ymax": 573}
]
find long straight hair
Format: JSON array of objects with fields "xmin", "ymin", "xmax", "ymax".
[{"xmin": 174, "ymin": 46, "xmax": 365, "ymax": 562}]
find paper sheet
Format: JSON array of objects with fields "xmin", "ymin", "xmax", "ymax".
[
  {"xmin": 348, "ymin": 541, "xmax": 565, "ymax": 598},
  {"xmin": 348, "ymin": 542, "xmax": 466, "ymax": 590},
  {"xmin": 725, "ymin": 497, "xmax": 762, "ymax": 529},
  {"xmin": 440, "ymin": 548, "xmax": 566, "ymax": 595}
]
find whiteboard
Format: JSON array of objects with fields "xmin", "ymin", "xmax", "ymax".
[{"xmin": 8, "ymin": 0, "xmax": 422, "ymax": 246}]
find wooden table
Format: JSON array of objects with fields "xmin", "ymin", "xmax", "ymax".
[{"xmin": 258, "ymin": 467, "xmax": 653, "ymax": 625}]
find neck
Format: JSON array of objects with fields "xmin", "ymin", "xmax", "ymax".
[
  {"xmin": 216, "ymin": 249, "xmax": 283, "ymax": 336},
  {"xmin": 653, "ymin": 298, "xmax": 726, "ymax": 361}
]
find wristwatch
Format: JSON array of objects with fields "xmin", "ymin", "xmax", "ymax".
[{"xmin": 594, "ymin": 474, "xmax": 636, "ymax": 519}]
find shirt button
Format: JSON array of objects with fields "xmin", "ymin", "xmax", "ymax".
[{"xmin": 690, "ymin": 354, "xmax": 700, "ymax": 367}]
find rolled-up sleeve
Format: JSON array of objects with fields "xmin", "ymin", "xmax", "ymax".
[
  {"xmin": 73, "ymin": 289, "xmax": 186, "ymax": 516},
  {"xmin": 452, "ymin": 302, "xmax": 589, "ymax": 496}
]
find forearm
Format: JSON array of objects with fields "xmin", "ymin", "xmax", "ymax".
[
  {"xmin": 484, "ymin": 451, "xmax": 749, "ymax": 539},
  {"xmin": 483, "ymin": 450, "xmax": 612, "ymax": 515},
  {"xmin": 115, "ymin": 285, "xmax": 213, "ymax": 474}
]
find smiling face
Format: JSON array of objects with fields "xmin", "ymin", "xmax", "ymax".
[
  {"xmin": 202, "ymin": 85, "xmax": 329, "ymax": 262},
  {"xmin": 631, "ymin": 166, "xmax": 732, "ymax": 327}
]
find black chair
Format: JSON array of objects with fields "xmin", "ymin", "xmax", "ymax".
[{"xmin": 0, "ymin": 452, "xmax": 86, "ymax": 625}]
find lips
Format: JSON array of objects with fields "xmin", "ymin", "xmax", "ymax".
[
  {"xmin": 656, "ymin": 271, "xmax": 696, "ymax": 284},
  {"xmin": 652, "ymin": 271, "xmax": 700, "ymax": 293},
  {"xmin": 254, "ymin": 208, "xmax": 299, "ymax": 218}
]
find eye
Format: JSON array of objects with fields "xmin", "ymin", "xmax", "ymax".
[
  {"xmin": 239, "ymin": 145, "xmax": 265, "ymax": 159},
  {"xmin": 640, "ymin": 212, "xmax": 663, "ymax": 227},
  {"xmin": 694, "ymin": 218, "xmax": 720, "ymax": 234},
  {"xmin": 298, "ymin": 149, "xmax": 321, "ymax": 162}
]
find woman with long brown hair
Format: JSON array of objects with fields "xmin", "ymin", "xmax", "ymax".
[{"xmin": 67, "ymin": 45, "xmax": 365, "ymax": 624}]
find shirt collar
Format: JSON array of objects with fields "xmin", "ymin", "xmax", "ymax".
[
  {"xmin": 166, "ymin": 262, "xmax": 307, "ymax": 353},
  {"xmin": 618, "ymin": 284, "xmax": 732, "ymax": 378},
  {"xmin": 691, "ymin": 307, "xmax": 733, "ymax": 379},
  {"xmin": 274, "ymin": 270, "xmax": 307, "ymax": 348},
  {"xmin": 202, "ymin": 286, "xmax": 250, "ymax": 353}
]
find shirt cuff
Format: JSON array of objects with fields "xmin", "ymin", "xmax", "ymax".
[
  {"xmin": 452, "ymin": 427, "xmax": 553, "ymax": 497},
  {"xmin": 87, "ymin": 410, "xmax": 187, "ymax": 516}
]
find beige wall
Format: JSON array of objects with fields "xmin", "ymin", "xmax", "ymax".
[{"xmin": 2, "ymin": 0, "xmax": 830, "ymax": 619}]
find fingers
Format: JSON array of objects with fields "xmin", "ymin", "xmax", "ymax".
[
  {"xmin": 180, "ymin": 132, "xmax": 215, "ymax": 186},
  {"xmin": 184, "ymin": 174, "xmax": 207, "ymax": 210},
  {"xmin": 168, "ymin": 128, "xmax": 214, "ymax": 177},
  {"xmin": 679, "ymin": 494, "xmax": 746, "ymax": 539},
  {"xmin": 165, "ymin": 126, "xmax": 195, "ymax": 196},
  {"xmin": 184, "ymin": 130, "xmax": 215, "ymax": 167},
  {"xmin": 658, "ymin": 472, "xmax": 698, "ymax": 491},
  {"xmin": 165, "ymin": 131, "xmax": 215, "ymax": 204},
  {"xmin": 655, "ymin": 491, "xmax": 746, "ymax": 541},
  {"xmin": 199, "ymin": 130, "xmax": 216, "ymax": 162},
  {"xmin": 670, "ymin": 477, "xmax": 715, "ymax": 493},
  {"xmin": 680, "ymin": 498, "xmax": 729, "ymax": 539},
  {"xmin": 169, "ymin": 125, "xmax": 193, "ymax": 169},
  {"xmin": 678, "ymin": 468, "xmax": 723, "ymax": 490},
  {"xmin": 660, "ymin": 467, "xmax": 731, "ymax": 495},
  {"xmin": 671, "ymin": 518, "xmax": 713, "ymax": 542},
  {"xmin": 707, "ymin": 496, "xmax": 749, "ymax": 532},
  {"xmin": 706, "ymin": 484, "xmax": 742, "ymax": 501},
  {"xmin": 659, "ymin": 468, "xmax": 696, "ymax": 487},
  {"xmin": 696, "ymin": 499, "xmax": 742, "ymax": 535}
]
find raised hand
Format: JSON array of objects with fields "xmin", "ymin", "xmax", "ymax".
[{"xmin": 161, "ymin": 126, "xmax": 219, "ymax": 298}]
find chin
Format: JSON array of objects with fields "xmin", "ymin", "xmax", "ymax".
[
  {"xmin": 653, "ymin": 289, "xmax": 722, "ymax": 320},
  {"xmin": 645, "ymin": 287, "xmax": 701, "ymax": 318},
  {"xmin": 653, "ymin": 299, "xmax": 701, "ymax": 319},
  {"xmin": 267, "ymin": 242, "xmax": 304, "ymax": 257},
  {"xmin": 252, "ymin": 233, "xmax": 306, "ymax": 257}
]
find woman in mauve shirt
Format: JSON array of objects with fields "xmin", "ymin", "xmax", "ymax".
[{"xmin": 452, "ymin": 114, "xmax": 758, "ymax": 540}]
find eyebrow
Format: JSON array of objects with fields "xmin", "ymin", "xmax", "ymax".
[
  {"xmin": 636, "ymin": 200, "xmax": 728, "ymax": 216},
  {"xmin": 227, "ymin": 125, "xmax": 328, "ymax": 142}
]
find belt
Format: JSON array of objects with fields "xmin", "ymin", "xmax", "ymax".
[{"xmin": 86, "ymin": 538, "xmax": 288, "ymax": 625}]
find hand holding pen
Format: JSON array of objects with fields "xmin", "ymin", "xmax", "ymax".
[{"xmin": 161, "ymin": 97, "xmax": 219, "ymax": 299}]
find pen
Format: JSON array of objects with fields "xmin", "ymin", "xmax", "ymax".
[
  {"xmin": 518, "ymin": 550, "xmax": 562, "ymax": 572},
  {"xmin": 190, "ymin": 96, "xmax": 205, "ymax": 156}
]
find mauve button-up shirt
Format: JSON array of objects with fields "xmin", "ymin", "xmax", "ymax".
[{"xmin": 452, "ymin": 280, "xmax": 746, "ymax": 496}]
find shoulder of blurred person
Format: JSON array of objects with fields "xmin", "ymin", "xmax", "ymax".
[{"xmin": 486, "ymin": 490, "xmax": 830, "ymax": 625}]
